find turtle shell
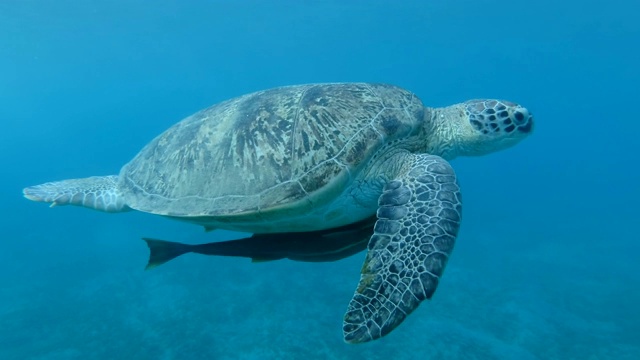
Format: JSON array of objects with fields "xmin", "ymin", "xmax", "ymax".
[{"xmin": 119, "ymin": 83, "xmax": 424, "ymax": 219}]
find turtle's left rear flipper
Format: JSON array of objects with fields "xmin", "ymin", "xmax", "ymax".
[{"xmin": 23, "ymin": 175, "xmax": 129, "ymax": 213}]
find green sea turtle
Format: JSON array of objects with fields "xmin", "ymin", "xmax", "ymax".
[{"xmin": 23, "ymin": 83, "xmax": 534, "ymax": 343}]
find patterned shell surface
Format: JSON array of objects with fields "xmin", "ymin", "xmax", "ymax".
[{"xmin": 119, "ymin": 83, "xmax": 424, "ymax": 217}]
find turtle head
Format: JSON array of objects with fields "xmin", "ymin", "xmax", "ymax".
[{"xmin": 430, "ymin": 99, "xmax": 534, "ymax": 159}]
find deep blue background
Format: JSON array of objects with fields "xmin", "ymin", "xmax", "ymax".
[{"xmin": 1, "ymin": 1, "xmax": 638, "ymax": 359}]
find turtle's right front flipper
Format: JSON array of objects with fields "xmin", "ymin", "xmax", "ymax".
[{"xmin": 23, "ymin": 175, "xmax": 130, "ymax": 213}]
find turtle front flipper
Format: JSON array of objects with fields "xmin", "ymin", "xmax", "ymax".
[
  {"xmin": 343, "ymin": 154, "xmax": 462, "ymax": 343},
  {"xmin": 23, "ymin": 175, "xmax": 130, "ymax": 213}
]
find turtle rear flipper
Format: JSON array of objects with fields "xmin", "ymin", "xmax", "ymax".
[
  {"xmin": 343, "ymin": 154, "xmax": 462, "ymax": 343},
  {"xmin": 23, "ymin": 175, "xmax": 129, "ymax": 213}
]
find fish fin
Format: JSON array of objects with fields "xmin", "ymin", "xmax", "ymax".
[
  {"xmin": 203, "ymin": 226, "xmax": 217, "ymax": 232},
  {"xmin": 250, "ymin": 256, "xmax": 282, "ymax": 263},
  {"xmin": 142, "ymin": 238, "xmax": 191, "ymax": 270}
]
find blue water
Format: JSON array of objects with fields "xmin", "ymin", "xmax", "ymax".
[{"xmin": 2, "ymin": 1, "xmax": 638, "ymax": 359}]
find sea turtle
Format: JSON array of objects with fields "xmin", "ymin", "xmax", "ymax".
[{"xmin": 23, "ymin": 83, "xmax": 534, "ymax": 343}]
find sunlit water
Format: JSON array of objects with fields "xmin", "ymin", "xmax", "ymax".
[{"xmin": 1, "ymin": 1, "xmax": 638, "ymax": 359}]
